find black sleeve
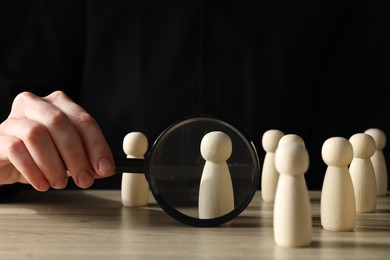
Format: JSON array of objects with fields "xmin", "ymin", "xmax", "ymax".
[
  {"xmin": 0, "ymin": 184, "xmax": 21, "ymax": 202},
  {"xmin": 0, "ymin": 0, "xmax": 86, "ymax": 121}
]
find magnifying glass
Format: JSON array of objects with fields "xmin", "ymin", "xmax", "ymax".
[{"xmin": 114, "ymin": 116, "xmax": 260, "ymax": 227}]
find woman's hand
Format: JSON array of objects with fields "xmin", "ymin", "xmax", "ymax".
[{"xmin": 0, "ymin": 91, "xmax": 115, "ymax": 191}]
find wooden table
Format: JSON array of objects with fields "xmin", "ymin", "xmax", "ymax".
[{"xmin": 0, "ymin": 190, "xmax": 389, "ymax": 259}]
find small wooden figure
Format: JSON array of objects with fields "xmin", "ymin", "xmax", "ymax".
[
  {"xmin": 198, "ymin": 131, "xmax": 234, "ymax": 219},
  {"xmin": 321, "ymin": 137, "xmax": 356, "ymax": 231},
  {"xmin": 349, "ymin": 133, "xmax": 377, "ymax": 213},
  {"xmin": 261, "ymin": 129, "xmax": 284, "ymax": 202},
  {"xmin": 364, "ymin": 128, "xmax": 388, "ymax": 196},
  {"xmin": 121, "ymin": 132, "xmax": 149, "ymax": 207},
  {"xmin": 274, "ymin": 141, "xmax": 312, "ymax": 247}
]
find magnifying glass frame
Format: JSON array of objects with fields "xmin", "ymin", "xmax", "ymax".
[{"xmin": 115, "ymin": 115, "xmax": 260, "ymax": 227}]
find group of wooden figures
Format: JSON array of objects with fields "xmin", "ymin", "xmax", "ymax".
[
  {"xmin": 262, "ymin": 128, "xmax": 387, "ymax": 247},
  {"xmin": 120, "ymin": 127, "xmax": 388, "ymax": 248}
]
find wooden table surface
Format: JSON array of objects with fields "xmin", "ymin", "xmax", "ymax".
[{"xmin": 0, "ymin": 189, "xmax": 389, "ymax": 259}]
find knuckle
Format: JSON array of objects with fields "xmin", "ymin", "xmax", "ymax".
[
  {"xmin": 22, "ymin": 123, "xmax": 47, "ymax": 144},
  {"xmin": 45, "ymin": 110, "xmax": 68, "ymax": 128},
  {"xmin": 75, "ymin": 112, "xmax": 97, "ymax": 128},
  {"xmin": 6, "ymin": 138, "xmax": 26, "ymax": 157},
  {"xmin": 12, "ymin": 91, "xmax": 36, "ymax": 107},
  {"xmin": 67, "ymin": 148, "xmax": 85, "ymax": 161},
  {"xmin": 48, "ymin": 90, "xmax": 68, "ymax": 101}
]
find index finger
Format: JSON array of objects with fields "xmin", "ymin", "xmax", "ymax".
[{"xmin": 43, "ymin": 91, "xmax": 115, "ymax": 178}]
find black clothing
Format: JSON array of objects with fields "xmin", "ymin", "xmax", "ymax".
[{"xmin": 1, "ymin": 1, "xmax": 389, "ymax": 190}]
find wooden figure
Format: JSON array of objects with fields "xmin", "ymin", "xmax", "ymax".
[
  {"xmin": 364, "ymin": 128, "xmax": 388, "ymax": 196},
  {"xmin": 321, "ymin": 137, "xmax": 356, "ymax": 231},
  {"xmin": 121, "ymin": 132, "xmax": 149, "ymax": 207},
  {"xmin": 198, "ymin": 131, "xmax": 234, "ymax": 219},
  {"xmin": 349, "ymin": 133, "xmax": 377, "ymax": 213},
  {"xmin": 261, "ymin": 129, "xmax": 284, "ymax": 202},
  {"xmin": 274, "ymin": 141, "xmax": 312, "ymax": 247}
]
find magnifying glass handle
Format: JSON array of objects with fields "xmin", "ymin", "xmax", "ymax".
[{"xmin": 114, "ymin": 157, "xmax": 145, "ymax": 174}]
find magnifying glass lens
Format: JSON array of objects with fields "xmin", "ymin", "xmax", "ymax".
[{"xmin": 146, "ymin": 116, "xmax": 260, "ymax": 227}]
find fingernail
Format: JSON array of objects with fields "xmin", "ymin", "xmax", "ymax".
[
  {"xmin": 77, "ymin": 172, "xmax": 93, "ymax": 188},
  {"xmin": 98, "ymin": 157, "xmax": 114, "ymax": 175},
  {"xmin": 38, "ymin": 179, "xmax": 50, "ymax": 191},
  {"xmin": 52, "ymin": 177, "xmax": 68, "ymax": 189}
]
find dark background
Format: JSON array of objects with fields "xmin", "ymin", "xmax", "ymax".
[{"xmin": 1, "ymin": 1, "xmax": 389, "ymax": 191}]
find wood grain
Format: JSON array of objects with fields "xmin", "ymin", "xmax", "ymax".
[{"xmin": 0, "ymin": 190, "xmax": 389, "ymax": 259}]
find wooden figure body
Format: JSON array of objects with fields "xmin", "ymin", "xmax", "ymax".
[
  {"xmin": 321, "ymin": 137, "xmax": 356, "ymax": 231},
  {"xmin": 198, "ymin": 131, "xmax": 234, "ymax": 219},
  {"xmin": 261, "ymin": 129, "xmax": 284, "ymax": 202},
  {"xmin": 274, "ymin": 141, "xmax": 311, "ymax": 247},
  {"xmin": 121, "ymin": 132, "xmax": 149, "ymax": 207},
  {"xmin": 349, "ymin": 133, "xmax": 377, "ymax": 213}
]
